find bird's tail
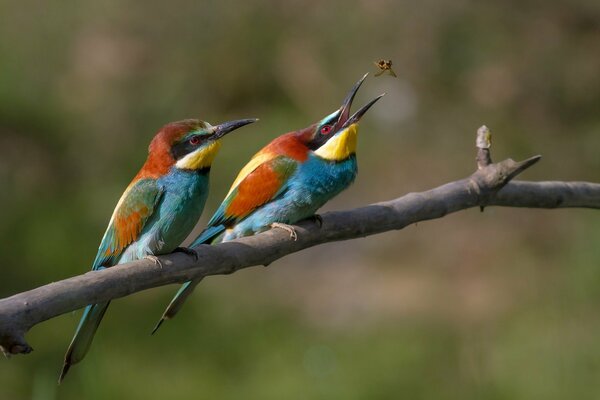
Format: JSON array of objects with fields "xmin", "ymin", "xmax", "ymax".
[
  {"xmin": 190, "ymin": 225, "xmax": 226, "ymax": 248},
  {"xmin": 151, "ymin": 279, "xmax": 202, "ymax": 335},
  {"xmin": 151, "ymin": 225, "xmax": 226, "ymax": 335},
  {"xmin": 59, "ymin": 301, "xmax": 110, "ymax": 384}
]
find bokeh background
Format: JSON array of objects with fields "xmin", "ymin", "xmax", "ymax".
[{"xmin": 1, "ymin": 0, "xmax": 599, "ymax": 399}]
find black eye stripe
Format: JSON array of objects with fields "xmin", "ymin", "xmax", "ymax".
[
  {"xmin": 170, "ymin": 135, "xmax": 208, "ymax": 160},
  {"xmin": 308, "ymin": 124, "xmax": 336, "ymax": 150}
]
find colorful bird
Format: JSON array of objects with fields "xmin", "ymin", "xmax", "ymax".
[
  {"xmin": 58, "ymin": 117, "xmax": 257, "ymax": 383},
  {"xmin": 374, "ymin": 59, "xmax": 397, "ymax": 77},
  {"xmin": 152, "ymin": 74, "xmax": 384, "ymax": 333}
]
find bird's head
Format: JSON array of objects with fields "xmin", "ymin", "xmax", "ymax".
[
  {"xmin": 300, "ymin": 74, "xmax": 384, "ymax": 161},
  {"xmin": 143, "ymin": 118, "xmax": 257, "ymax": 177}
]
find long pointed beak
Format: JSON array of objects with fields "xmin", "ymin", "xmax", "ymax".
[
  {"xmin": 340, "ymin": 93, "xmax": 385, "ymax": 128},
  {"xmin": 211, "ymin": 118, "xmax": 258, "ymax": 139},
  {"xmin": 335, "ymin": 73, "xmax": 369, "ymax": 129}
]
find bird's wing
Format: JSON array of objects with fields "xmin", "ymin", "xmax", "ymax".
[
  {"xmin": 92, "ymin": 178, "xmax": 164, "ymax": 269},
  {"xmin": 207, "ymin": 154, "xmax": 298, "ymax": 227}
]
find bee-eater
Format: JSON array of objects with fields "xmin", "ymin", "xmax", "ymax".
[
  {"xmin": 59, "ymin": 117, "xmax": 257, "ymax": 383},
  {"xmin": 152, "ymin": 74, "xmax": 383, "ymax": 333}
]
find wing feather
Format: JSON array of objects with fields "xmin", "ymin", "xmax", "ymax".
[
  {"xmin": 207, "ymin": 156, "xmax": 297, "ymax": 227},
  {"xmin": 92, "ymin": 178, "xmax": 163, "ymax": 269}
]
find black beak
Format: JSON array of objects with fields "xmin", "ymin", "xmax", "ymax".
[
  {"xmin": 340, "ymin": 93, "xmax": 385, "ymax": 129},
  {"xmin": 335, "ymin": 74, "xmax": 384, "ymax": 129},
  {"xmin": 211, "ymin": 118, "xmax": 258, "ymax": 139},
  {"xmin": 335, "ymin": 73, "xmax": 368, "ymax": 130}
]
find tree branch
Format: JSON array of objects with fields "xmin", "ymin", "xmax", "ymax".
[{"xmin": 1, "ymin": 126, "xmax": 598, "ymax": 356}]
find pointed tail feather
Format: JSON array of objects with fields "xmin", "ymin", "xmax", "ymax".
[
  {"xmin": 151, "ymin": 278, "xmax": 203, "ymax": 335},
  {"xmin": 190, "ymin": 225, "xmax": 226, "ymax": 248},
  {"xmin": 59, "ymin": 301, "xmax": 110, "ymax": 383},
  {"xmin": 152, "ymin": 225, "xmax": 225, "ymax": 335}
]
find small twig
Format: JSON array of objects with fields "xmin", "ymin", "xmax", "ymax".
[{"xmin": 476, "ymin": 125, "xmax": 493, "ymax": 169}]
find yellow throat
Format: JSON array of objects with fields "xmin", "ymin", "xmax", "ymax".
[
  {"xmin": 314, "ymin": 123, "xmax": 358, "ymax": 161},
  {"xmin": 175, "ymin": 140, "xmax": 222, "ymax": 170}
]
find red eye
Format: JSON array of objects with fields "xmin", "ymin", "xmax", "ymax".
[
  {"xmin": 321, "ymin": 125, "xmax": 332, "ymax": 135},
  {"xmin": 189, "ymin": 136, "xmax": 201, "ymax": 145}
]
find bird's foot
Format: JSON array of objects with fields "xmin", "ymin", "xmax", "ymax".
[
  {"xmin": 271, "ymin": 222, "xmax": 298, "ymax": 241},
  {"xmin": 173, "ymin": 246, "xmax": 199, "ymax": 261},
  {"xmin": 307, "ymin": 214, "xmax": 323, "ymax": 228},
  {"xmin": 145, "ymin": 255, "xmax": 163, "ymax": 269}
]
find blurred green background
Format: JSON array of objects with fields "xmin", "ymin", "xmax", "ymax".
[{"xmin": 1, "ymin": 0, "xmax": 599, "ymax": 399}]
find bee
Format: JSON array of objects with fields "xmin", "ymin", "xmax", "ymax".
[{"xmin": 373, "ymin": 59, "xmax": 397, "ymax": 77}]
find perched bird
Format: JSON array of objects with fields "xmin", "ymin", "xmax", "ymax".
[
  {"xmin": 373, "ymin": 59, "xmax": 397, "ymax": 77},
  {"xmin": 58, "ymin": 117, "xmax": 257, "ymax": 383},
  {"xmin": 152, "ymin": 74, "xmax": 384, "ymax": 333}
]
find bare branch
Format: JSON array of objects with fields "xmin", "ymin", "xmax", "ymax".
[
  {"xmin": 491, "ymin": 181, "xmax": 600, "ymax": 208},
  {"xmin": 0, "ymin": 126, "xmax": 598, "ymax": 356}
]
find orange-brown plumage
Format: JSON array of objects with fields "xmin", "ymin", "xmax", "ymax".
[
  {"xmin": 218, "ymin": 130, "xmax": 314, "ymax": 221},
  {"xmin": 262, "ymin": 130, "xmax": 312, "ymax": 162},
  {"xmin": 226, "ymin": 161, "xmax": 284, "ymax": 218},
  {"xmin": 106, "ymin": 207, "xmax": 148, "ymax": 256},
  {"xmin": 136, "ymin": 120, "xmax": 202, "ymax": 179}
]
